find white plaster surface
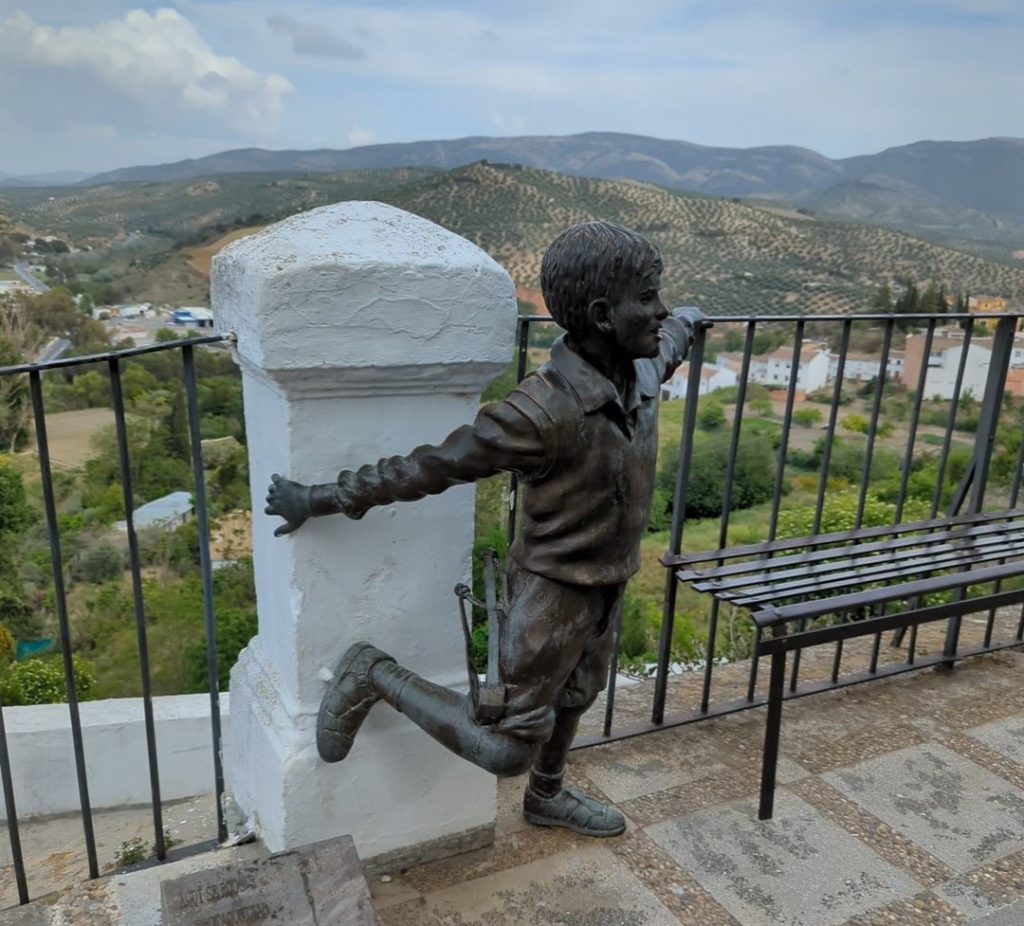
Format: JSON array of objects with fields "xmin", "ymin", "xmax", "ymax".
[
  {"xmin": 0, "ymin": 694, "xmax": 229, "ymax": 820},
  {"xmin": 212, "ymin": 202, "xmax": 515, "ymax": 858}
]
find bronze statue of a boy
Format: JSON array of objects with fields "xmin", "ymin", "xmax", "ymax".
[{"xmin": 266, "ymin": 221, "xmax": 706, "ymax": 837}]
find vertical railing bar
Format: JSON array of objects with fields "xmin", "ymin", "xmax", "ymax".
[
  {"xmin": 0, "ymin": 699, "xmax": 29, "ymax": 904},
  {"xmin": 831, "ymin": 633, "xmax": 844, "ymax": 684},
  {"xmin": 29, "ymin": 369, "xmax": 99, "ymax": 879},
  {"xmin": 109, "ymin": 358, "xmax": 165, "ymax": 860},
  {"xmin": 946, "ymin": 316, "xmax": 1017, "ymax": 658},
  {"xmin": 507, "ymin": 317, "xmax": 532, "ymax": 545},
  {"xmin": 652, "ymin": 327, "xmax": 708, "ymax": 725},
  {"xmin": 182, "ymin": 346, "xmax": 227, "ymax": 843},
  {"xmin": 855, "ymin": 319, "xmax": 894, "ymax": 680},
  {"xmin": 868, "ymin": 620, "xmax": 883, "ymax": 674},
  {"xmin": 767, "ymin": 320, "xmax": 804, "ymax": 541},
  {"xmin": 702, "ymin": 321, "xmax": 757, "ymax": 715},
  {"xmin": 1009, "ymin": 423, "xmax": 1024, "ymax": 509},
  {"xmin": 855, "ymin": 318, "xmax": 894, "ymax": 527},
  {"xmin": 746, "ymin": 624, "xmax": 763, "ymax": 702},
  {"xmin": 602, "ymin": 601, "xmax": 623, "ymax": 739},
  {"xmin": 813, "ymin": 320, "xmax": 853, "ymax": 534},
  {"xmin": 931, "ymin": 325, "xmax": 974, "ymax": 518},
  {"xmin": 790, "ymin": 319, "xmax": 852, "ymax": 693},
  {"xmin": 995, "ymin": 420, "xmax": 1024, "ymax": 647},
  {"xmin": 895, "ymin": 319, "xmax": 936, "ymax": 522}
]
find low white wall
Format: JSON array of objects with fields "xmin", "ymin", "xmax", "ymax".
[{"xmin": 0, "ymin": 693, "xmax": 230, "ymax": 820}]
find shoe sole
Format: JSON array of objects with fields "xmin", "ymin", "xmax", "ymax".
[
  {"xmin": 522, "ymin": 810, "xmax": 626, "ymax": 838},
  {"xmin": 316, "ymin": 643, "xmax": 378, "ymax": 763}
]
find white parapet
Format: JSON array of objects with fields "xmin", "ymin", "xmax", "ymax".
[
  {"xmin": 212, "ymin": 202, "xmax": 516, "ymax": 859},
  {"xmin": 0, "ymin": 694, "xmax": 228, "ymax": 820}
]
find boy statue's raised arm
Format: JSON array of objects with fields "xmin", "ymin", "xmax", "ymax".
[{"xmin": 265, "ymin": 221, "xmax": 707, "ymax": 838}]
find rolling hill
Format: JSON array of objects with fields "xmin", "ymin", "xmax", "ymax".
[
  {"xmin": 8, "ymin": 161, "xmax": 1021, "ymax": 316},
  {"xmin": 77, "ymin": 133, "xmax": 1024, "ymax": 252}
]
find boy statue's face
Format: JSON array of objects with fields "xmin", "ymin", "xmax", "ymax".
[{"xmin": 607, "ymin": 266, "xmax": 668, "ymax": 360}]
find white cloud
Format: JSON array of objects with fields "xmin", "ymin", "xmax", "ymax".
[
  {"xmin": 346, "ymin": 125, "xmax": 376, "ymax": 147},
  {"xmin": 0, "ymin": 8, "xmax": 292, "ymax": 136}
]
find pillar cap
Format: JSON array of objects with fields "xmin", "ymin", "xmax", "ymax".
[{"xmin": 212, "ymin": 201, "xmax": 516, "ymax": 391}]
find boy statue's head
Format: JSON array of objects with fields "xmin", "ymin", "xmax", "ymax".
[{"xmin": 540, "ymin": 221, "xmax": 667, "ymax": 359}]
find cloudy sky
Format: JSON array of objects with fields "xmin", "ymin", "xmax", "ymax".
[{"xmin": 1, "ymin": 0, "xmax": 1022, "ymax": 175}]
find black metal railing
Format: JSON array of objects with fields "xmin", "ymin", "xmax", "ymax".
[
  {"xmin": 0, "ymin": 334, "xmax": 230, "ymax": 906},
  {"xmin": 507, "ymin": 312, "xmax": 1024, "ymax": 750}
]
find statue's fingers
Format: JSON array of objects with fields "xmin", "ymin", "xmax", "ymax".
[{"xmin": 265, "ymin": 505, "xmax": 276, "ymax": 516}]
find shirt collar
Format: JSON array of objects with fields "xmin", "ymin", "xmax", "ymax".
[{"xmin": 549, "ymin": 337, "xmax": 658, "ymax": 414}]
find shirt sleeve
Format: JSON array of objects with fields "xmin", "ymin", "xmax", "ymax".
[
  {"xmin": 323, "ymin": 399, "xmax": 547, "ymax": 519},
  {"xmin": 653, "ymin": 307, "xmax": 703, "ymax": 384}
]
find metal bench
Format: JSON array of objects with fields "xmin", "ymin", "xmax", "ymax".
[{"xmin": 668, "ymin": 507, "xmax": 1024, "ymax": 821}]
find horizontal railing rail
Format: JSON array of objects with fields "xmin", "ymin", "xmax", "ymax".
[{"xmin": 0, "ymin": 333, "xmax": 232, "ymax": 907}]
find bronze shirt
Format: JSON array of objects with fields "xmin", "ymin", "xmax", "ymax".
[{"xmin": 326, "ymin": 311, "xmax": 697, "ymax": 586}]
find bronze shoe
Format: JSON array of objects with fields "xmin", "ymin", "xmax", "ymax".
[
  {"xmin": 522, "ymin": 785, "xmax": 626, "ymax": 837},
  {"xmin": 316, "ymin": 642, "xmax": 394, "ymax": 763}
]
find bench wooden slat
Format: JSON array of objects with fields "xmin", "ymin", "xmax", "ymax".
[
  {"xmin": 692, "ymin": 523, "xmax": 1024, "ymax": 592},
  {"xmin": 675, "ymin": 517, "xmax": 1024, "ymax": 584},
  {"xmin": 712, "ymin": 537, "xmax": 1024, "ymax": 606},
  {"xmin": 662, "ymin": 508, "xmax": 1014, "ymax": 568},
  {"xmin": 750, "ymin": 557, "xmax": 1024, "ymax": 626}
]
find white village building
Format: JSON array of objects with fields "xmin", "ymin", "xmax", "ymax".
[
  {"xmin": 661, "ymin": 357, "xmax": 738, "ymax": 400},
  {"xmin": 748, "ymin": 345, "xmax": 830, "ymax": 393}
]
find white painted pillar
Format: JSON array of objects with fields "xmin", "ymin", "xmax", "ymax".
[{"xmin": 212, "ymin": 202, "xmax": 516, "ymax": 860}]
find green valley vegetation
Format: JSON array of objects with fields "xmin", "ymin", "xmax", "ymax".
[{"xmin": 0, "ymin": 290, "xmax": 254, "ymax": 703}]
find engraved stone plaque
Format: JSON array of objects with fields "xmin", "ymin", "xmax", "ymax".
[{"xmin": 161, "ymin": 835, "xmax": 376, "ymax": 925}]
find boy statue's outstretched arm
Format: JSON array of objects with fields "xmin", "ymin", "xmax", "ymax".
[{"xmin": 265, "ymin": 399, "xmax": 546, "ymax": 537}]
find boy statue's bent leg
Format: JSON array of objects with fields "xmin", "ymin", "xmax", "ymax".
[{"xmin": 316, "ymin": 560, "xmax": 626, "ymax": 835}]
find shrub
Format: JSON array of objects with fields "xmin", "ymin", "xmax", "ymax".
[
  {"xmin": 841, "ymin": 414, "xmax": 869, "ymax": 434},
  {"xmin": 74, "ymin": 543, "xmax": 124, "ymax": 584},
  {"xmin": 661, "ymin": 431, "xmax": 776, "ymax": 520},
  {"xmin": 0, "ymin": 623, "xmax": 14, "ymax": 663},
  {"xmin": 793, "ymin": 408, "xmax": 822, "ymax": 427},
  {"xmin": 697, "ymin": 402, "xmax": 725, "ymax": 432},
  {"xmin": 0, "ymin": 656, "xmax": 96, "ymax": 705}
]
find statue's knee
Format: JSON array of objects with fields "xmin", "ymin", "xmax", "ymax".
[{"xmin": 486, "ymin": 738, "xmax": 538, "ymax": 778}]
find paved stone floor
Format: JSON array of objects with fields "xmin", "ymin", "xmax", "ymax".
[
  {"xmin": 3, "ymin": 620, "xmax": 1023, "ymax": 925},
  {"xmin": 369, "ymin": 641, "xmax": 1024, "ymax": 926}
]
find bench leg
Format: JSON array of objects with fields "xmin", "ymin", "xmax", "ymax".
[{"xmin": 759, "ymin": 648, "xmax": 786, "ymax": 821}]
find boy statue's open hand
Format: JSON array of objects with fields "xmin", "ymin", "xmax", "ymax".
[{"xmin": 265, "ymin": 473, "xmax": 312, "ymax": 536}]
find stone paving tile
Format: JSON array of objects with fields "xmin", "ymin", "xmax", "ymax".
[
  {"xmin": 936, "ymin": 847, "xmax": 1024, "ymax": 920},
  {"xmin": 836, "ymin": 891, "xmax": 968, "ymax": 926},
  {"xmin": 376, "ymin": 845, "xmax": 679, "ymax": 926},
  {"xmin": 611, "ymin": 827, "xmax": 740, "ymax": 926},
  {"xmin": 789, "ymin": 778, "xmax": 955, "ymax": 888},
  {"xmin": 396, "ymin": 824, "xmax": 590, "ymax": 895},
  {"xmin": 938, "ymin": 731, "xmax": 1024, "ymax": 793},
  {"xmin": 969, "ymin": 897, "xmax": 1024, "ymax": 925},
  {"xmin": 646, "ymin": 792, "xmax": 923, "ymax": 926},
  {"xmin": 964, "ymin": 717, "xmax": 1024, "ymax": 767},
  {"xmin": 617, "ymin": 766, "xmax": 759, "ymax": 828},
  {"xmin": 824, "ymin": 743, "xmax": 1024, "ymax": 872}
]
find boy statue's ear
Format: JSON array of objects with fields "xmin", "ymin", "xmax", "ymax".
[{"xmin": 587, "ymin": 297, "xmax": 613, "ymax": 334}]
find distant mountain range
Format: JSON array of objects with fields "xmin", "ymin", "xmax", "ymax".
[
  {"xmin": 0, "ymin": 169, "xmax": 92, "ymax": 187},
  {"xmin": 73, "ymin": 133, "xmax": 1024, "ymax": 248}
]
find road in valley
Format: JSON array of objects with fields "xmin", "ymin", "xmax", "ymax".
[{"xmin": 13, "ymin": 263, "xmax": 50, "ymax": 293}]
